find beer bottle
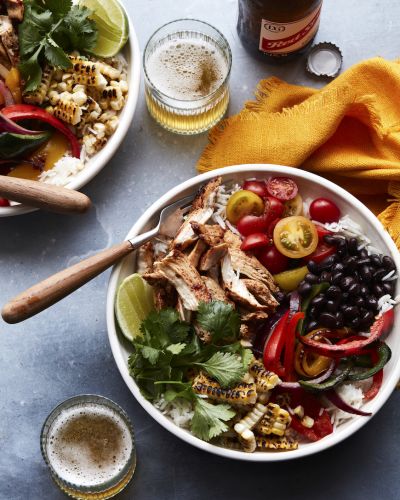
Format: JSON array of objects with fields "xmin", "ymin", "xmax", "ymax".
[{"xmin": 237, "ymin": 0, "xmax": 323, "ymax": 61}]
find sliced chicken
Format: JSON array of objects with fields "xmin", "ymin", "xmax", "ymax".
[
  {"xmin": 191, "ymin": 221, "xmax": 225, "ymax": 246},
  {"xmin": 241, "ymin": 311, "xmax": 269, "ymax": 323},
  {"xmin": 176, "ymin": 296, "xmax": 192, "ymax": 323},
  {"xmin": 187, "ymin": 239, "xmax": 207, "ymax": 268},
  {"xmin": 201, "ymin": 276, "xmax": 232, "ymax": 304},
  {"xmin": 136, "ymin": 241, "xmax": 154, "ymax": 274},
  {"xmin": 221, "ymin": 254, "xmax": 269, "ymax": 311},
  {"xmin": 242, "ymin": 279, "xmax": 278, "ymax": 311},
  {"xmin": 6, "ymin": 0, "xmax": 23, "ymax": 21},
  {"xmin": 224, "ymin": 231, "xmax": 279, "ymax": 293},
  {"xmin": 172, "ymin": 177, "xmax": 221, "ymax": 249},
  {"xmin": 154, "ymin": 283, "xmax": 177, "ymax": 311},
  {"xmin": 199, "ymin": 243, "xmax": 227, "ymax": 271},
  {"xmin": 0, "ymin": 15, "xmax": 18, "ymax": 65},
  {"xmin": 154, "ymin": 250, "xmax": 211, "ymax": 310}
]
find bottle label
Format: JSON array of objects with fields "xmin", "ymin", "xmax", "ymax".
[{"xmin": 259, "ymin": 4, "xmax": 322, "ymax": 55}]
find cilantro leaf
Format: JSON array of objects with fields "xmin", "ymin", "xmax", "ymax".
[
  {"xmin": 191, "ymin": 398, "xmax": 235, "ymax": 441},
  {"xmin": 197, "ymin": 301, "xmax": 240, "ymax": 343},
  {"xmin": 44, "ymin": 38, "xmax": 72, "ymax": 69},
  {"xmin": 241, "ymin": 348, "xmax": 254, "ymax": 371},
  {"xmin": 62, "ymin": 6, "xmax": 98, "ymax": 51},
  {"xmin": 19, "ymin": 49, "xmax": 43, "ymax": 92},
  {"xmin": 18, "ymin": 22, "xmax": 43, "ymax": 56},
  {"xmin": 195, "ymin": 352, "xmax": 246, "ymax": 387},
  {"xmin": 140, "ymin": 309, "xmax": 190, "ymax": 348},
  {"xmin": 140, "ymin": 346, "xmax": 161, "ymax": 365},
  {"xmin": 166, "ymin": 343, "xmax": 187, "ymax": 355},
  {"xmin": 42, "ymin": 0, "xmax": 72, "ymax": 17}
]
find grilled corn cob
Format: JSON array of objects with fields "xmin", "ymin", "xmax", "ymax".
[
  {"xmin": 256, "ymin": 403, "xmax": 291, "ymax": 437},
  {"xmin": 69, "ymin": 56, "xmax": 107, "ymax": 88},
  {"xmin": 52, "ymin": 97, "xmax": 82, "ymax": 125},
  {"xmin": 255, "ymin": 436, "xmax": 298, "ymax": 451},
  {"xmin": 238, "ymin": 428, "xmax": 256, "ymax": 453},
  {"xmin": 24, "ymin": 66, "xmax": 53, "ymax": 105},
  {"xmin": 234, "ymin": 403, "xmax": 267, "ymax": 434},
  {"xmin": 97, "ymin": 60, "xmax": 121, "ymax": 80},
  {"xmin": 249, "ymin": 360, "xmax": 281, "ymax": 392},
  {"xmin": 192, "ymin": 373, "xmax": 257, "ymax": 405}
]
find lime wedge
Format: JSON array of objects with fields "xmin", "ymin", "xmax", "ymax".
[
  {"xmin": 80, "ymin": 0, "xmax": 129, "ymax": 58},
  {"xmin": 115, "ymin": 274, "xmax": 154, "ymax": 341}
]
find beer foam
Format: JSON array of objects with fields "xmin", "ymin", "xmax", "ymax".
[
  {"xmin": 46, "ymin": 403, "xmax": 133, "ymax": 488},
  {"xmin": 146, "ymin": 35, "xmax": 229, "ymax": 100}
]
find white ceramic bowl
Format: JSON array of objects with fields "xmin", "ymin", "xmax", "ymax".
[
  {"xmin": 0, "ymin": 5, "xmax": 140, "ymax": 217},
  {"xmin": 107, "ymin": 164, "xmax": 400, "ymax": 461}
]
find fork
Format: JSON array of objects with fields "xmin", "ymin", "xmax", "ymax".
[{"xmin": 2, "ymin": 194, "xmax": 194, "ymax": 324}]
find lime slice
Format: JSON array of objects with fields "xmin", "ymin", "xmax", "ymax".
[
  {"xmin": 80, "ymin": 0, "xmax": 129, "ymax": 57},
  {"xmin": 115, "ymin": 274, "xmax": 154, "ymax": 341}
]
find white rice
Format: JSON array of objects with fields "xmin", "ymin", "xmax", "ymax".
[
  {"xmin": 38, "ymin": 155, "xmax": 85, "ymax": 186},
  {"xmin": 154, "ymin": 395, "xmax": 194, "ymax": 429},
  {"xmin": 327, "ymin": 384, "xmax": 365, "ymax": 427}
]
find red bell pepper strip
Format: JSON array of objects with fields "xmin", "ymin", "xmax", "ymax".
[
  {"xmin": 297, "ymin": 310, "xmax": 394, "ymax": 358},
  {"xmin": 363, "ymin": 349, "xmax": 383, "ymax": 401},
  {"xmin": 283, "ymin": 311, "xmax": 305, "ymax": 382},
  {"xmin": 290, "ymin": 411, "xmax": 333, "ymax": 442},
  {"xmin": 263, "ymin": 310, "xmax": 290, "ymax": 377},
  {"xmin": 1, "ymin": 104, "xmax": 80, "ymax": 158}
]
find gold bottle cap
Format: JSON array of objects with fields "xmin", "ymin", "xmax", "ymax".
[{"xmin": 306, "ymin": 42, "xmax": 343, "ymax": 78}]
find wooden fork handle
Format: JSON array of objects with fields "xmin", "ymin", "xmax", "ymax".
[
  {"xmin": 2, "ymin": 240, "xmax": 134, "ymax": 324},
  {"xmin": 0, "ymin": 176, "xmax": 91, "ymax": 214}
]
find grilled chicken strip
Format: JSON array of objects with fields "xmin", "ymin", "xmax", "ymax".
[
  {"xmin": 201, "ymin": 276, "xmax": 231, "ymax": 304},
  {"xmin": 136, "ymin": 241, "xmax": 154, "ymax": 274},
  {"xmin": 187, "ymin": 239, "xmax": 207, "ymax": 268},
  {"xmin": 191, "ymin": 221, "xmax": 225, "ymax": 246},
  {"xmin": 176, "ymin": 296, "xmax": 192, "ymax": 323},
  {"xmin": 242, "ymin": 279, "xmax": 278, "ymax": 311},
  {"xmin": 172, "ymin": 177, "xmax": 221, "ymax": 249},
  {"xmin": 224, "ymin": 231, "xmax": 279, "ymax": 293},
  {"xmin": 0, "ymin": 15, "xmax": 18, "ymax": 65},
  {"xmin": 5, "ymin": 0, "xmax": 23, "ymax": 21},
  {"xmin": 241, "ymin": 311, "xmax": 269, "ymax": 323},
  {"xmin": 199, "ymin": 243, "xmax": 227, "ymax": 271},
  {"xmin": 154, "ymin": 249, "xmax": 211, "ymax": 310}
]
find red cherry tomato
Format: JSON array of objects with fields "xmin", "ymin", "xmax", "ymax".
[
  {"xmin": 267, "ymin": 217, "xmax": 280, "ymax": 238},
  {"xmin": 315, "ymin": 225, "xmax": 333, "ymax": 240},
  {"xmin": 241, "ymin": 233, "xmax": 270, "ymax": 251},
  {"xmin": 242, "ymin": 180, "xmax": 268, "ymax": 198},
  {"xmin": 237, "ymin": 215, "xmax": 268, "ymax": 236},
  {"xmin": 303, "ymin": 242, "xmax": 336, "ymax": 264},
  {"xmin": 257, "ymin": 244, "xmax": 289, "ymax": 274},
  {"xmin": 0, "ymin": 198, "xmax": 10, "ymax": 207},
  {"xmin": 266, "ymin": 177, "xmax": 298, "ymax": 201},
  {"xmin": 309, "ymin": 198, "xmax": 341, "ymax": 223},
  {"xmin": 264, "ymin": 196, "xmax": 284, "ymax": 224}
]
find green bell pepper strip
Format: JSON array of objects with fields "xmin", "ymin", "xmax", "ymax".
[
  {"xmin": 298, "ymin": 282, "xmax": 330, "ymax": 335},
  {"xmin": 347, "ymin": 342, "xmax": 391, "ymax": 381},
  {"xmin": 299, "ymin": 363, "xmax": 352, "ymax": 393},
  {"xmin": 0, "ymin": 131, "xmax": 51, "ymax": 159}
]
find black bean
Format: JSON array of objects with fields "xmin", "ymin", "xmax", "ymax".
[
  {"xmin": 374, "ymin": 268, "xmax": 388, "ymax": 282},
  {"xmin": 319, "ymin": 312, "xmax": 338, "ymax": 329},
  {"xmin": 335, "ymin": 312, "xmax": 344, "ymax": 328},
  {"xmin": 319, "ymin": 271, "xmax": 332, "ymax": 283},
  {"xmin": 350, "ymin": 317, "xmax": 361, "ymax": 328},
  {"xmin": 360, "ymin": 265, "xmax": 373, "ymax": 282},
  {"xmin": 305, "ymin": 273, "xmax": 319, "ymax": 284},
  {"xmin": 352, "ymin": 296, "xmax": 365, "ymax": 308},
  {"xmin": 348, "ymin": 282, "xmax": 361, "ymax": 296},
  {"xmin": 382, "ymin": 282, "xmax": 395, "ymax": 296},
  {"xmin": 308, "ymin": 320, "xmax": 318, "ymax": 331},
  {"xmin": 331, "ymin": 262, "xmax": 345, "ymax": 273},
  {"xmin": 359, "ymin": 311, "xmax": 374, "ymax": 329},
  {"xmin": 373, "ymin": 284, "xmax": 384, "ymax": 297},
  {"xmin": 331, "ymin": 272, "xmax": 344, "ymax": 285},
  {"xmin": 337, "ymin": 247, "xmax": 348, "ymax": 258},
  {"xmin": 311, "ymin": 294, "xmax": 326, "ymax": 308},
  {"xmin": 275, "ymin": 291, "xmax": 286, "ymax": 303},
  {"xmin": 326, "ymin": 299, "xmax": 340, "ymax": 313},
  {"xmin": 360, "ymin": 285, "xmax": 369, "ymax": 295},
  {"xmin": 357, "ymin": 257, "xmax": 371, "ymax": 267},
  {"xmin": 298, "ymin": 282, "xmax": 312, "ymax": 296},
  {"xmin": 348, "ymin": 237, "xmax": 359, "ymax": 255},
  {"xmin": 359, "ymin": 248, "xmax": 369, "ymax": 258},
  {"xmin": 370, "ymin": 254, "xmax": 382, "ymax": 267},
  {"xmin": 341, "ymin": 292, "xmax": 350, "ymax": 302},
  {"xmin": 319, "ymin": 255, "xmax": 338, "ymax": 270},
  {"xmin": 326, "ymin": 285, "xmax": 341, "ymax": 300},
  {"xmin": 340, "ymin": 276, "xmax": 355, "ymax": 291},
  {"xmin": 307, "ymin": 260, "xmax": 320, "ymax": 275},
  {"xmin": 342, "ymin": 305, "xmax": 359, "ymax": 319},
  {"xmin": 343, "ymin": 256, "xmax": 358, "ymax": 273},
  {"xmin": 382, "ymin": 255, "xmax": 396, "ymax": 270},
  {"xmin": 324, "ymin": 235, "xmax": 337, "ymax": 245},
  {"xmin": 365, "ymin": 295, "xmax": 379, "ymax": 312},
  {"xmin": 309, "ymin": 306, "xmax": 318, "ymax": 318}
]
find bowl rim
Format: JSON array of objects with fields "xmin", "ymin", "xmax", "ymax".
[
  {"xmin": 106, "ymin": 164, "xmax": 400, "ymax": 462},
  {"xmin": 0, "ymin": 3, "xmax": 141, "ymax": 218}
]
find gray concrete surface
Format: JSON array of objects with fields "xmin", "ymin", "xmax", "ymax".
[{"xmin": 1, "ymin": 0, "xmax": 400, "ymax": 499}]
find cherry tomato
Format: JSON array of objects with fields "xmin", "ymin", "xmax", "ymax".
[
  {"xmin": 0, "ymin": 198, "xmax": 10, "ymax": 207},
  {"xmin": 264, "ymin": 196, "xmax": 284, "ymax": 224},
  {"xmin": 257, "ymin": 244, "xmax": 289, "ymax": 274},
  {"xmin": 273, "ymin": 216, "xmax": 318, "ymax": 258},
  {"xmin": 266, "ymin": 177, "xmax": 298, "ymax": 201},
  {"xmin": 315, "ymin": 225, "xmax": 333, "ymax": 240},
  {"xmin": 241, "ymin": 233, "xmax": 270, "ymax": 251},
  {"xmin": 242, "ymin": 180, "xmax": 268, "ymax": 198},
  {"xmin": 309, "ymin": 198, "xmax": 341, "ymax": 223},
  {"xmin": 226, "ymin": 190, "xmax": 264, "ymax": 224},
  {"xmin": 303, "ymin": 242, "xmax": 336, "ymax": 264},
  {"xmin": 283, "ymin": 193, "xmax": 303, "ymax": 217},
  {"xmin": 267, "ymin": 217, "xmax": 280, "ymax": 238},
  {"xmin": 237, "ymin": 215, "xmax": 268, "ymax": 236}
]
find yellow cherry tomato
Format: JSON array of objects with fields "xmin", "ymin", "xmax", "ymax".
[
  {"xmin": 273, "ymin": 216, "xmax": 318, "ymax": 258},
  {"xmin": 294, "ymin": 330, "xmax": 332, "ymax": 378},
  {"xmin": 283, "ymin": 193, "xmax": 303, "ymax": 217},
  {"xmin": 226, "ymin": 190, "xmax": 264, "ymax": 224}
]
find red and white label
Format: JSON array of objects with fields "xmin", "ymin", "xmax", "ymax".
[{"xmin": 259, "ymin": 5, "xmax": 322, "ymax": 55}]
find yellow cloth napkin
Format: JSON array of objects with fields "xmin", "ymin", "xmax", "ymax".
[{"xmin": 197, "ymin": 57, "xmax": 400, "ymax": 250}]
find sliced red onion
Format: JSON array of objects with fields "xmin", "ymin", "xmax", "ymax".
[
  {"xmin": 0, "ymin": 80, "xmax": 14, "ymax": 106},
  {"xmin": 0, "ymin": 64, "xmax": 9, "ymax": 80},
  {"xmin": 279, "ymin": 359, "xmax": 336, "ymax": 390},
  {"xmin": 0, "ymin": 112, "xmax": 42, "ymax": 135},
  {"xmin": 289, "ymin": 291, "xmax": 300, "ymax": 317},
  {"xmin": 325, "ymin": 389, "xmax": 372, "ymax": 416}
]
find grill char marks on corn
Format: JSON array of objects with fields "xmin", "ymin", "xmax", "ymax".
[{"xmin": 192, "ymin": 373, "xmax": 257, "ymax": 405}]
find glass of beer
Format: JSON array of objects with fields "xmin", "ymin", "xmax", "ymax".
[
  {"xmin": 40, "ymin": 395, "xmax": 136, "ymax": 499},
  {"xmin": 143, "ymin": 19, "xmax": 232, "ymax": 135}
]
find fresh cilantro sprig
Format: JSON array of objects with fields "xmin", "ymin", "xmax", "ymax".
[
  {"xmin": 197, "ymin": 301, "xmax": 241, "ymax": 343},
  {"xmin": 19, "ymin": 0, "xmax": 98, "ymax": 92},
  {"xmin": 191, "ymin": 399, "xmax": 235, "ymax": 441}
]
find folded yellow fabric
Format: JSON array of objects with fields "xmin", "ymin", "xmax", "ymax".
[{"xmin": 197, "ymin": 57, "xmax": 400, "ymax": 250}]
